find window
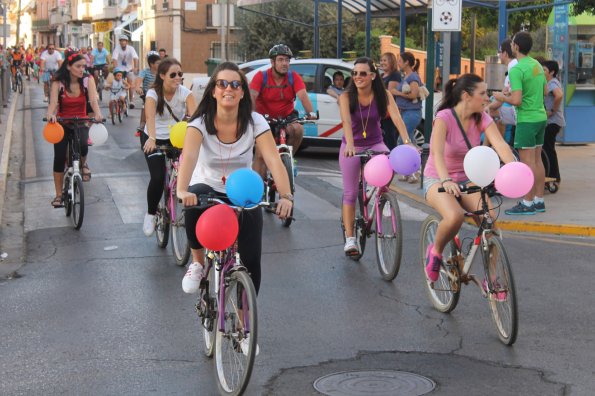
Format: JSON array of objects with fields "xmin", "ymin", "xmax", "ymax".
[
  {"xmin": 290, "ymin": 64, "xmax": 317, "ymax": 92},
  {"xmin": 322, "ymin": 66, "xmax": 350, "ymax": 94}
]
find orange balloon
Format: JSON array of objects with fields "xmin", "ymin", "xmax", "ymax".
[{"xmin": 43, "ymin": 122, "xmax": 65, "ymax": 144}]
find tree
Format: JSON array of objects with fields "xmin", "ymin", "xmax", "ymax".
[{"xmin": 573, "ymin": 0, "xmax": 595, "ymax": 15}]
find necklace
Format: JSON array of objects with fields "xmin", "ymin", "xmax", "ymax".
[
  {"xmin": 216, "ymin": 119, "xmax": 235, "ymax": 185},
  {"xmin": 358, "ymin": 96, "xmax": 373, "ymax": 139}
]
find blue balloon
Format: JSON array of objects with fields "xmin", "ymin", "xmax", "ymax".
[{"xmin": 225, "ymin": 168, "xmax": 264, "ymax": 208}]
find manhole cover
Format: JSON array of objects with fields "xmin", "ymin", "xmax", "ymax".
[{"xmin": 313, "ymin": 370, "xmax": 435, "ymax": 396}]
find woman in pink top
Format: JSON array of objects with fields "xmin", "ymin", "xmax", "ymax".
[{"xmin": 423, "ymin": 74, "xmax": 514, "ymax": 282}]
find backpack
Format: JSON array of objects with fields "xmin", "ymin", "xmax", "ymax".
[
  {"xmin": 58, "ymin": 76, "xmax": 92, "ymax": 115},
  {"xmin": 259, "ymin": 69, "xmax": 296, "ymax": 100}
]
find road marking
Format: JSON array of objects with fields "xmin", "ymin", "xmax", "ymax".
[{"xmin": 514, "ymin": 234, "xmax": 595, "ymax": 248}]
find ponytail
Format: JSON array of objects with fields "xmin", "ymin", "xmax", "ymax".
[{"xmin": 437, "ymin": 74, "xmax": 485, "ymax": 125}]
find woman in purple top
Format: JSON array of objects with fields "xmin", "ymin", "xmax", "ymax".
[
  {"xmin": 339, "ymin": 57, "xmax": 410, "ymax": 255},
  {"xmin": 423, "ymin": 74, "xmax": 515, "ymax": 282}
]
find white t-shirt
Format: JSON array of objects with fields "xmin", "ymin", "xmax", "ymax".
[
  {"xmin": 144, "ymin": 85, "xmax": 192, "ymax": 140},
  {"xmin": 112, "ymin": 45, "xmax": 138, "ymax": 72},
  {"xmin": 41, "ymin": 50, "xmax": 62, "ymax": 71},
  {"xmin": 504, "ymin": 58, "xmax": 518, "ymax": 89},
  {"xmin": 189, "ymin": 112, "xmax": 270, "ymax": 193}
]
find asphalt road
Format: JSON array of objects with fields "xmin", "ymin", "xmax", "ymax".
[{"xmin": 1, "ymin": 83, "xmax": 594, "ymax": 395}]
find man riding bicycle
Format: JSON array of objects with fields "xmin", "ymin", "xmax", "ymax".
[
  {"xmin": 91, "ymin": 41, "xmax": 110, "ymax": 85},
  {"xmin": 40, "ymin": 44, "xmax": 63, "ymax": 102},
  {"xmin": 249, "ymin": 44, "xmax": 317, "ymax": 178},
  {"xmin": 10, "ymin": 46, "xmax": 24, "ymax": 82}
]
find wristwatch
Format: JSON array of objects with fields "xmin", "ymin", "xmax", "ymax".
[{"xmin": 281, "ymin": 193, "xmax": 294, "ymax": 202}]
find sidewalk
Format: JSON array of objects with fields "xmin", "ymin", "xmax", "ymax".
[{"xmin": 391, "ymin": 144, "xmax": 595, "ymax": 237}]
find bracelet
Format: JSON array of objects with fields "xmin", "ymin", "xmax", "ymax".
[
  {"xmin": 148, "ymin": 136, "xmax": 156, "ymax": 141},
  {"xmin": 440, "ymin": 178, "xmax": 453, "ymax": 185},
  {"xmin": 280, "ymin": 193, "xmax": 294, "ymax": 202}
]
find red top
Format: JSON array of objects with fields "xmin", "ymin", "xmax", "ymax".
[
  {"xmin": 58, "ymin": 88, "xmax": 86, "ymax": 118},
  {"xmin": 249, "ymin": 68, "xmax": 305, "ymax": 118}
]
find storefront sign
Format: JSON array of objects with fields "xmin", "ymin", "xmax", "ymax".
[{"xmin": 94, "ymin": 21, "xmax": 113, "ymax": 33}]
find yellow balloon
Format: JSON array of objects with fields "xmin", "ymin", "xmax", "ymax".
[{"xmin": 170, "ymin": 121, "xmax": 188, "ymax": 148}]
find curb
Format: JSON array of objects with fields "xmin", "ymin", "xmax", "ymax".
[
  {"xmin": 0, "ymin": 92, "xmax": 19, "ymax": 226},
  {"xmin": 390, "ymin": 184, "xmax": 595, "ymax": 238}
]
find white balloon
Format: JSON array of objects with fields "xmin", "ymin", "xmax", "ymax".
[
  {"xmin": 89, "ymin": 123, "xmax": 109, "ymax": 146},
  {"xmin": 463, "ymin": 146, "xmax": 500, "ymax": 187}
]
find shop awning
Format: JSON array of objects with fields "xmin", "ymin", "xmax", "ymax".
[
  {"xmin": 113, "ymin": 14, "xmax": 137, "ymax": 37},
  {"xmin": 131, "ymin": 25, "xmax": 143, "ymax": 42}
]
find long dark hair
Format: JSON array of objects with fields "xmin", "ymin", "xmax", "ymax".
[
  {"xmin": 53, "ymin": 50, "xmax": 85, "ymax": 93},
  {"xmin": 346, "ymin": 57, "xmax": 388, "ymax": 117},
  {"xmin": 153, "ymin": 57, "xmax": 182, "ymax": 116},
  {"xmin": 400, "ymin": 51, "xmax": 420, "ymax": 72},
  {"xmin": 189, "ymin": 62, "xmax": 253, "ymax": 138},
  {"xmin": 438, "ymin": 73, "xmax": 485, "ymax": 125}
]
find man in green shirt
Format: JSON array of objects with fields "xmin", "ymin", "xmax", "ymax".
[{"xmin": 494, "ymin": 31, "xmax": 547, "ymax": 215}]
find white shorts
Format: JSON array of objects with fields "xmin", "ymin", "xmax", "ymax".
[{"xmin": 110, "ymin": 92, "xmax": 127, "ymax": 101}]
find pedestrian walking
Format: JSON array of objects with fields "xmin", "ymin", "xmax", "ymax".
[{"xmin": 541, "ymin": 60, "xmax": 565, "ymax": 186}]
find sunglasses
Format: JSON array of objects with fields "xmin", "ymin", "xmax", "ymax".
[
  {"xmin": 215, "ymin": 79, "xmax": 243, "ymax": 90},
  {"xmin": 48, "ymin": 48, "xmax": 55, "ymax": 50},
  {"xmin": 168, "ymin": 71, "xmax": 183, "ymax": 78},
  {"xmin": 351, "ymin": 70, "xmax": 373, "ymax": 77}
]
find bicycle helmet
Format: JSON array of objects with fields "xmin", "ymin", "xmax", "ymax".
[
  {"xmin": 147, "ymin": 50, "xmax": 159, "ymax": 59},
  {"xmin": 113, "ymin": 67, "xmax": 125, "ymax": 76},
  {"xmin": 268, "ymin": 44, "xmax": 293, "ymax": 59}
]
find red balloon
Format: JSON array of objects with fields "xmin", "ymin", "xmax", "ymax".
[{"xmin": 195, "ymin": 204, "xmax": 239, "ymax": 251}]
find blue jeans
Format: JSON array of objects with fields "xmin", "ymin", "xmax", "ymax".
[{"xmin": 398, "ymin": 109, "xmax": 422, "ymax": 144}]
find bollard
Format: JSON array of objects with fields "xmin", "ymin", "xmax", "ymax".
[{"xmin": 420, "ymin": 143, "xmax": 431, "ymax": 189}]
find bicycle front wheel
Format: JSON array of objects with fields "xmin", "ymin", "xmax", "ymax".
[
  {"xmin": 18, "ymin": 76, "xmax": 23, "ymax": 94},
  {"xmin": 171, "ymin": 196, "xmax": 190, "ymax": 266},
  {"xmin": 484, "ymin": 237, "xmax": 518, "ymax": 345},
  {"xmin": 202, "ymin": 262, "xmax": 217, "ymax": 357},
  {"xmin": 419, "ymin": 215, "xmax": 461, "ymax": 313},
  {"xmin": 72, "ymin": 176, "xmax": 85, "ymax": 230},
  {"xmin": 375, "ymin": 192, "xmax": 403, "ymax": 281},
  {"xmin": 280, "ymin": 153, "xmax": 294, "ymax": 227},
  {"xmin": 155, "ymin": 195, "xmax": 170, "ymax": 248},
  {"xmin": 63, "ymin": 173, "xmax": 72, "ymax": 217},
  {"xmin": 215, "ymin": 270, "xmax": 257, "ymax": 396}
]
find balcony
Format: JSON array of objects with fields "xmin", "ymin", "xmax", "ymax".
[
  {"xmin": 76, "ymin": 2, "xmax": 93, "ymax": 21},
  {"xmin": 49, "ymin": 8, "xmax": 72, "ymax": 26},
  {"xmin": 32, "ymin": 19, "xmax": 50, "ymax": 32},
  {"xmin": 92, "ymin": 6, "xmax": 119, "ymax": 20}
]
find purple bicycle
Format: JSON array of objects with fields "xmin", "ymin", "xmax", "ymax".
[
  {"xmin": 340, "ymin": 150, "xmax": 403, "ymax": 281},
  {"xmin": 153, "ymin": 146, "xmax": 191, "ymax": 266},
  {"xmin": 191, "ymin": 194, "xmax": 268, "ymax": 396}
]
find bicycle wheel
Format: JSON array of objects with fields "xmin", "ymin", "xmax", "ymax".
[
  {"xmin": 63, "ymin": 173, "xmax": 72, "ymax": 217},
  {"xmin": 117, "ymin": 104, "xmax": 122, "ymax": 123},
  {"xmin": 541, "ymin": 148, "xmax": 551, "ymax": 178},
  {"xmin": 202, "ymin": 262, "xmax": 217, "ymax": 357},
  {"xmin": 110, "ymin": 103, "xmax": 115, "ymax": 125},
  {"xmin": 155, "ymin": 195, "xmax": 170, "ymax": 248},
  {"xmin": 419, "ymin": 215, "xmax": 461, "ymax": 313},
  {"xmin": 484, "ymin": 237, "xmax": 518, "ymax": 345},
  {"xmin": 71, "ymin": 176, "xmax": 85, "ymax": 230},
  {"xmin": 348, "ymin": 190, "xmax": 367, "ymax": 261},
  {"xmin": 280, "ymin": 153, "xmax": 294, "ymax": 227},
  {"xmin": 98, "ymin": 84, "xmax": 103, "ymax": 101},
  {"xmin": 215, "ymin": 270, "xmax": 257, "ymax": 396},
  {"xmin": 375, "ymin": 192, "xmax": 403, "ymax": 281},
  {"xmin": 171, "ymin": 196, "xmax": 191, "ymax": 266},
  {"xmin": 17, "ymin": 75, "xmax": 23, "ymax": 94}
]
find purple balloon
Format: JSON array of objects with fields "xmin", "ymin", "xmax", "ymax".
[{"xmin": 389, "ymin": 145, "xmax": 421, "ymax": 175}]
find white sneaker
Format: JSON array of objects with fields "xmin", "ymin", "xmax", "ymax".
[
  {"xmin": 143, "ymin": 213, "xmax": 155, "ymax": 236},
  {"xmin": 43, "ymin": 96, "xmax": 48, "ymax": 103},
  {"xmin": 240, "ymin": 335, "xmax": 260, "ymax": 356},
  {"xmin": 182, "ymin": 262, "xmax": 204, "ymax": 294},
  {"xmin": 344, "ymin": 237, "xmax": 359, "ymax": 254}
]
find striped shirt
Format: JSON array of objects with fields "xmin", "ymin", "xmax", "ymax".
[{"xmin": 139, "ymin": 67, "xmax": 156, "ymax": 93}]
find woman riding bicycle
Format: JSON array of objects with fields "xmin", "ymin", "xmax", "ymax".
[
  {"xmin": 176, "ymin": 61, "xmax": 293, "ymax": 294},
  {"xmin": 141, "ymin": 58, "xmax": 197, "ymax": 237},
  {"xmin": 423, "ymin": 74, "xmax": 515, "ymax": 282},
  {"xmin": 339, "ymin": 57, "xmax": 411, "ymax": 255},
  {"xmin": 45, "ymin": 48, "xmax": 103, "ymax": 208}
]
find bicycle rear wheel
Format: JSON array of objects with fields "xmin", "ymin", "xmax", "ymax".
[
  {"xmin": 62, "ymin": 173, "xmax": 72, "ymax": 217},
  {"xmin": 484, "ymin": 237, "xmax": 518, "ymax": 345},
  {"xmin": 71, "ymin": 176, "xmax": 85, "ymax": 230},
  {"xmin": 155, "ymin": 195, "xmax": 170, "ymax": 248},
  {"xmin": 202, "ymin": 262, "xmax": 217, "ymax": 357},
  {"xmin": 419, "ymin": 215, "xmax": 461, "ymax": 313},
  {"xmin": 117, "ymin": 105, "xmax": 122, "ymax": 123},
  {"xmin": 215, "ymin": 269, "xmax": 257, "ymax": 396},
  {"xmin": 171, "ymin": 196, "xmax": 190, "ymax": 266},
  {"xmin": 279, "ymin": 153, "xmax": 294, "ymax": 227},
  {"xmin": 375, "ymin": 192, "xmax": 403, "ymax": 281}
]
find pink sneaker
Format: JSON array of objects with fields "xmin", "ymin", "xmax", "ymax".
[
  {"xmin": 425, "ymin": 244, "xmax": 442, "ymax": 282},
  {"xmin": 482, "ymin": 279, "xmax": 507, "ymax": 302}
]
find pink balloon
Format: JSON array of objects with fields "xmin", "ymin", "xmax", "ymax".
[
  {"xmin": 364, "ymin": 154, "xmax": 394, "ymax": 187},
  {"xmin": 495, "ymin": 162, "xmax": 534, "ymax": 198}
]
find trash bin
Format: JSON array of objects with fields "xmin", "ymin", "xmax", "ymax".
[
  {"xmin": 205, "ymin": 58, "xmax": 222, "ymax": 77},
  {"xmin": 484, "ymin": 55, "xmax": 506, "ymax": 92}
]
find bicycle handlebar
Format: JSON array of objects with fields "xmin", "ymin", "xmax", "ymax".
[
  {"xmin": 264, "ymin": 113, "xmax": 318, "ymax": 126},
  {"xmin": 438, "ymin": 183, "xmax": 499, "ymax": 197},
  {"xmin": 43, "ymin": 117, "xmax": 106, "ymax": 123},
  {"xmin": 183, "ymin": 193, "xmax": 294, "ymax": 220}
]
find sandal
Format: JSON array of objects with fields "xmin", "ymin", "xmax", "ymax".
[
  {"xmin": 51, "ymin": 196, "xmax": 64, "ymax": 208},
  {"xmin": 82, "ymin": 164, "xmax": 92, "ymax": 182}
]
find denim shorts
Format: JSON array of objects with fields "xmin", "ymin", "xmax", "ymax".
[{"xmin": 423, "ymin": 177, "xmax": 470, "ymax": 198}]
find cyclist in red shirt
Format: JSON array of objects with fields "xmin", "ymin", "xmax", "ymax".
[{"xmin": 249, "ymin": 44, "xmax": 317, "ymax": 177}]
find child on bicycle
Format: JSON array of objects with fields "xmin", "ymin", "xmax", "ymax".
[
  {"xmin": 423, "ymin": 74, "xmax": 515, "ymax": 282},
  {"xmin": 339, "ymin": 57, "xmax": 411, "ymax": 255},
  {"xmin": 106, "ymin": 67, "xmax": 129, "ymax": 119},
  {"xmin": 134, "ymin": 51, "xmax": 161, "ymax": 137}
]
